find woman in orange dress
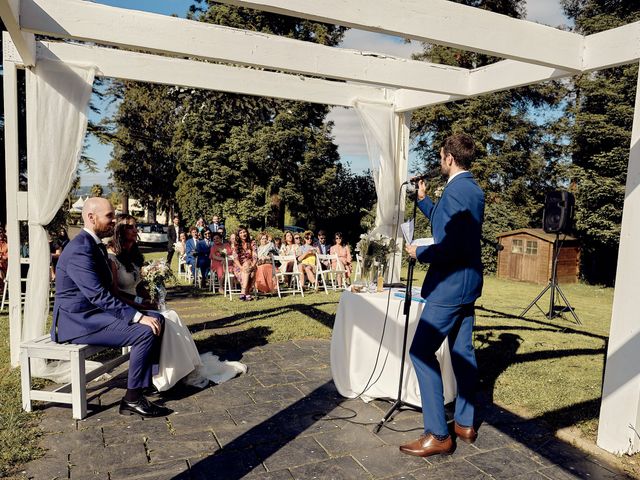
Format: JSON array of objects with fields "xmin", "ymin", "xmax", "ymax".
[
  {"xmin": 329, "ymin": 232, "xmax": 352, "ymax": 287},
  {"xmin": 255, "ymin": 232, "xmax": 278, "ymax": 294},
  {"xmin": 233, "ymin": 226, "xmax": 257, "ymax": 301},
  {"xmin": 209, "ymin": 232, "xmax": 231, "ymax": 293}
]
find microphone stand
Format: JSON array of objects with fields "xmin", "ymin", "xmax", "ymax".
[{"xmin": 374, "ymin": 183, "xmax": 419, "ymax": 433}]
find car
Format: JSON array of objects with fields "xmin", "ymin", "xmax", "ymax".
[
  {"xmin": 283, "ymin": 225, "xmax": 305, "ymax": 233},
  {"xmin": 136, "ymin": 223, "xmax": 168, "ymax": 244}
]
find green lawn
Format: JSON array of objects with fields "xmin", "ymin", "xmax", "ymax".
[{"xmin": 0, "ymin": 260, "xmax": 624, "ymax": 476}]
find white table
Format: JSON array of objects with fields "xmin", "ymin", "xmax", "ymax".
[{"xmin": 330, "ymin": 290, "xmax": 457, "ymax": 407}]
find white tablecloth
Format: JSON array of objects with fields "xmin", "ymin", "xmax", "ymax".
[{"xmin": 330, "ymin": 290, "xmax": 457, "ymax": 407}]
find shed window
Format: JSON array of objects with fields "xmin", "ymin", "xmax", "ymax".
[
  {"xmin": 526, "ymin": 240, "xmax": 538, "ymax": 255},
  {"xmin": 511, "ymin": 239, "xmax": 523, "ymax": 253}
]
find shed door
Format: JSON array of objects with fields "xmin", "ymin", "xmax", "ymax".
[{"xmin": 509, "ymin": 238, "xmax": 539, "ymax": 283}]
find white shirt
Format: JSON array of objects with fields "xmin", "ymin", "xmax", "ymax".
[{"xmin": 447, "ymin": 170, "xmax": 468, "ymax": 184}]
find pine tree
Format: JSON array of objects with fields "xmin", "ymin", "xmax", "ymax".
[
  {"xmin": 561, "ymin": 0, "xmax": 640, "ymax": 285},
  {"xmin": 411, "ymin": 0, "xmax": 569, "ymax": 272}
]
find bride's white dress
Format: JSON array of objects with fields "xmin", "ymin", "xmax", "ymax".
[{"xmin": 110, "ymin": 254, "xmax": 246, "ymax": 391}]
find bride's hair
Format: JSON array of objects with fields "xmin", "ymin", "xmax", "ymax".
[{"xmin": 109, "ymin": 222, "xmax": 144, "ymax": 272}]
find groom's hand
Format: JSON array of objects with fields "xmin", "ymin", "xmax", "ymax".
[{"xmin": 140, "ymin": 315, "xmax": 162, "ymax": 336}]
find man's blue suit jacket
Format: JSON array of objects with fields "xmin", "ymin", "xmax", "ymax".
[
  {"xmin": 52, "ymin": 230, "xmax": 139, "ymax": 342},
  {"xmin": 196, "ymin": 240, "xmax": 211, "ymax": 267},
  {"xmin": 185, "ymin": 237, "xmax": 198, "ymax": 265},
  {"xmin": 416, "ymin": 171, "xmax": 485, "ymax": 306}
]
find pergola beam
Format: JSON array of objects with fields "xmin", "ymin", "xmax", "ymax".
[
  {"xmin": 0, "ymin": 0, "xmax": 36, "ymax": 66},
  {"xmin": 38, "ymin": 41, "xmax": 388, "ymax": 107},
  {"xmin": 215, "ymin": 0, "xmax": 585, "ymax": 71},
  {"xmin": 21, "ymin": 0, "xmax": 469, "ymax": 96},
  {"xmin": 583, "ymin": 21, "xmax": 640, "ymax": 72}
]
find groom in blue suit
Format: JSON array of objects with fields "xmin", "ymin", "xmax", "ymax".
[
  {"xmin": 52, "ymin": 197, "xmax": 170, "ymax": 418},
  {"xmin": 401, "ymin": 133, "xmax": 485, "ymax": 457}
]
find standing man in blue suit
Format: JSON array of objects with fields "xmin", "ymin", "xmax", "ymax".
[
  {"xmin": 400, "ymin": 133, "xmax": 485, "ymax": 457},
  {"xmin": 52, "ymin": 197, "xmax": 170, "ymax": 418}
]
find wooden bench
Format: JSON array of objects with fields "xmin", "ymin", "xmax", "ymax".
[{"xmin": 21, "ymin": 334, "xmax": 130, "ymax": 419}]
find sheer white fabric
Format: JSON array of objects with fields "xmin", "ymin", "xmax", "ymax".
[
  {"xmin": 24, "ymin": 61, "xmax": 96, "ymax": 378},
  {"xmin": 353, "ymin": 101, "xmax": 408, "ymax": 282}
]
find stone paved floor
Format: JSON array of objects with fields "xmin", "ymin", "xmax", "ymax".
[{"xmin": 21, "ymin": 334, "xmax": 633, "ymax": 480}]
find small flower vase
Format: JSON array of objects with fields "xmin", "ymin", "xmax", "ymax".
[
  {"xmin": 356, "ymin": 256, "xmax": 376, "ymax": 293},
  {"xmin": 376, "ymin": 263, "xmax": 386, "ymax": 293},
  {"xmin": 155, "ymin": 284, "xmax": 167, "ymax": 311}
]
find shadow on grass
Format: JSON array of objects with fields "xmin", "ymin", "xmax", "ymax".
[{"xmin": 188, "ymin": 302, "xmax": 337, "ymax": 333}]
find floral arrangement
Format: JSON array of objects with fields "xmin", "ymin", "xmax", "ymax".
[
  {"xmin": 141, "ymin": 259, "xmax": 176, "ymax": 300},
  {"xmin": 356, "ymin": 231, "xmax": 398, "ymax": 269}
]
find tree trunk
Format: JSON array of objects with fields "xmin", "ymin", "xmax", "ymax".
[
  {"xmin": 269, "ymin": 192, "xmax": 285, "ymax": 229},
  {"xmin": 121, "ymin": 193, "xmax": 129, "ymax": 214}
]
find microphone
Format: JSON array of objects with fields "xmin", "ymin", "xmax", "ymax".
[{"xmin": 402, "ymin": 173, "xmax": 430, "ymax": 186}]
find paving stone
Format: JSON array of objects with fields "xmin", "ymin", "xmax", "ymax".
[
  {"xmin": 37, "ymin": 407, "xmax": 78, "ymax": 433},
  {"xmin": 22, "ymin": 453, "xmax": 69, "ymax": 480},
  {"xmin": 102, "ymin": 417, "xmax": 171, "ymax": 445},
  {"xmin": 167, "ymin": 411, "xmax": 219, "ymax": 434},
  {"xmin": 299, "ymin": 364, "xmax": 332, "ymax": 382},
  {"xmin": 292, "ymin": 338, "xmax": 331, "ymax": 350},
  {"xmin": 227, "ymin": 401, "xmax": 288, "ymax": 428},
  {"xmin": 42, "ymin": 428, "xmax": 104, "ymax": 452},
  {"xmin": 245, "ymin": 469, "xmax": 295, "ymax": 480},
  {"xmin": 534, "ymin": 439, "xmax": 589, "ymax": 467},
  {"xmin": 510, "ymin": 471, "xmax": 555, "ymax": 479},
  {"xmin": 273, "ymin": 354, "xmax": 327, "ymax": 372},
  {"xmin": 110, "ymin": 459, "xmax": 190, "ymax": 480},
  {"xmin": 465, "ymin": 447, "xmax": 545, "ymax": 479},
  {"xmin": 248, "ymin": 383, "xmax": 306, "ymax": 404},
  {"xmin": 471, "ymin": 424, "xmax": 518, "ymax": 450},
  {"xmin": 353, "ymin": 445, "xmax": 428, "ymax": 478},
  {"xmin": 189, "ymin": 448, "xmax": 264, "ymax": 479},
  {"xmin": 372, "ymin": 417, "xmax": 425, "ymax": 446},
  {"xmin": 289, "ymin": 455, "xmax": 370, "ymax": 479},
  {"xmin": 411, "ymin": 458, "xmax": 490, "ymax": 480},
  {"xmin": 314, "ymin": 423, "xmax": 385, "ymax": 456},
  {"xmin": 147, "ymin": 432, "xmax": 219, "ymax": 463},
  {"xmin": 69, "ymin": 442, "xmax": 148, "ymax": 477},
  {"xmin": 254, "ymin": 369, "xmax": 309, "ymax": 387},
  {"xmin": 538, "ymin": 460, "xmax": 622, "ymax": 480},
  {"xmin": 213, "ymin": 416, "xmax": 288, "ymax": 450},
  {"xmin": 255, "ymin": 436, "xmax": 329, "ymax": 471},
  {"xmin": 161, "ymin": 396, "xmax": 204, "ymax": 414}
]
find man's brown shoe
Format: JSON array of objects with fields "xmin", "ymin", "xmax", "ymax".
[
  {"xmin": 454, "ymin": 422, "xmax": 478, "ymax": 444},
  {"xmin": 399, "ymin": 433, "xmax": 454, "ymax": 457}
]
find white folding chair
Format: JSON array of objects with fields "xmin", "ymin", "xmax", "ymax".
[
  {"xmin": 177, "ymin": 256, "xmax": 190, "ymax": 282},
  {"xmin": 315, "ymin": 253, "xmax": 345, "ymax": 293},
  {"xmin": 272, "ymin": 255, "xmax": 304, "ymax": 298},
  {"xmin": 223, "ymin": 255, "xmax": 241, "ymax": 300},
  {"xmin": 353, "ymin": 254, "xmax": 363, "ymax": 283},
  {"xmin": 1, "ymin": 258, "xmax": 29, "ymax": 312}
]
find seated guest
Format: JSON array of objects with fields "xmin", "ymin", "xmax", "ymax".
[
  {"xmin": 255, "ymin": 232, "xmax": 278, "ymax": 294},
  {"xmin": 279, "ymin": 231, "xmax": 298, "ymax": 276},
  {"xmin": 209, "ymin": 232, "xmax": 231, "ymax": 293},
  {"xmin": 51, "ymin": 197, "xmax": 169, "ymax": 418},
  {"xmin": 185, "ymin": 227, "xmax": 199, "ymax": 280},
  {"xmin": 196, "ymin": 230, "xmax": 213, "ymax": 288},
  {"xmin": 175, "ymin": 231, "xmax": 187, "ymax": 261},
  {"xmin": 233, "ymin": 226, "xmax": 257, "ymax": 301},
  {"xmin": 0, "ymin": 230, "xmax": 7, "ymax": 288},
  {"xmin": 330, "ymin": 232, "xmax": 352, "ymax": 287},
  {"xmin": 274, "ymin": 236, "xmax": 282, "ymax": 251},
  {"xmin": 217, "ymin": 225, "xmax": 226, "ymax": 241},
  {"xmin": 298, "ymin": 231, "xmax": 318, "ymax": 288},
  {"xmin": 314, "ymin": 230, "xmax": 332, "ymax": 270},
  {"xmin": 195, "ymin": 217, "xmax": 206, "ymax": 234}
]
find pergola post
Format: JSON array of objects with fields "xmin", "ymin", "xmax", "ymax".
[
  {"xmin": 3, "ymin": 36, "xmax": 24, "ymax": 367},
  {"xmin": 596, "ymin": 64, "xmax": 640, "ymax": 455},
  {"xmin": 389, "ymin": 111, "xmax": 410, "ymax": 282}
]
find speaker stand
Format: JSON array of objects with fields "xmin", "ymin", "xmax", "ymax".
[{"xmin": 520, "ymin": 233, "xmax": 582, "ymax": 325}]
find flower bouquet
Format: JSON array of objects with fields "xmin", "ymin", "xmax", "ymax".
[
  {"xmin": 141, "ymin": 259, "xmax": 176, "ymax": 310},
  {"xmin": 355, "ymin": 231, "xmax": 398, "ymax": 292}
]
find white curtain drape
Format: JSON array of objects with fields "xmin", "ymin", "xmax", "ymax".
[
  {"xmin": 23, "ymin": 60, "xmax": 95, "ymax": 375},
  {"xmin": 353, "ymin": 101, "xmax": 408, "ymax": 282}
]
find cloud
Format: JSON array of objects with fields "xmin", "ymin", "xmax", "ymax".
[{"xmin": 525, "ymin": 0, "xmax": 571, "ymax": 27}]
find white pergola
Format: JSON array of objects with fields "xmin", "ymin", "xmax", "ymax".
[{"xmin": 2, "ymin": 0, "xmax": 639, "ymax": 455}]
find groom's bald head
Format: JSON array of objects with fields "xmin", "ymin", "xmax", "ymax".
[{"xmin": 82, "ymin": 197, "xmax": 115, "ymax": 238}]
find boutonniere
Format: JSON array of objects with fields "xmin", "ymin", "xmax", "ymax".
[{"xmin": 434, "ymin": 185, "xmax": 445, "ymax": 198}]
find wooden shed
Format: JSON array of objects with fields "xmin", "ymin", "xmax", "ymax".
[{"xmin": 496, "ymin": 229, "xmax": 580, "ymax": 284}]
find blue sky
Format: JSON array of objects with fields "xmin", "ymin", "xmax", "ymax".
[{"xmin": 81, "ymin": 0, "xmax": 570, "ymax": 186}]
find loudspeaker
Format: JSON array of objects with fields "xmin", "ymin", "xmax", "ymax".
[{"xmin": 543, "ymin": 191, "xmax": 574, "ymax": 234}]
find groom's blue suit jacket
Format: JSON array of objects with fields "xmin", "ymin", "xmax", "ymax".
[
  {"xmin": 416, "ymin": 171, "xmax": 485, "ymax": 306},
  {"xmin": 52, "ymin": 229, "xmax": 138, "ymax": 342}
]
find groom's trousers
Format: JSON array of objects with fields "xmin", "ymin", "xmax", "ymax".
[
  {"xmin": 409, "ymin": 302, "xmax": 477, "ymax": 437},
  {"xmin": 71, "ymin": 312, "xmax": 165, "ymax": 389}
]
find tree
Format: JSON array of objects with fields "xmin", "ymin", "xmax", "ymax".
[
  {"xmin": 410, "ymin": 0, "xmax": 570, "ymax": 272},
  {"xmin": 90, "ymin": 184, "xmax": 103, "ymax": 198},
  {"xmin": 108, "ymin": 82, "xmax": 180, "ymax": 220},
  {"xmin": 560, "ymin": 0, "xmax": 640, "ymax": 285}
]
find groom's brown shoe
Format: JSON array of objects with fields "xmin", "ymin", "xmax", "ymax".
[
  {"xmin": 399, "ymin": 434, "xmax": 454, "ymax": 457},
  {"xmin": 454, "ymin": 422, "xmax": 478, "ymax": 444}
]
